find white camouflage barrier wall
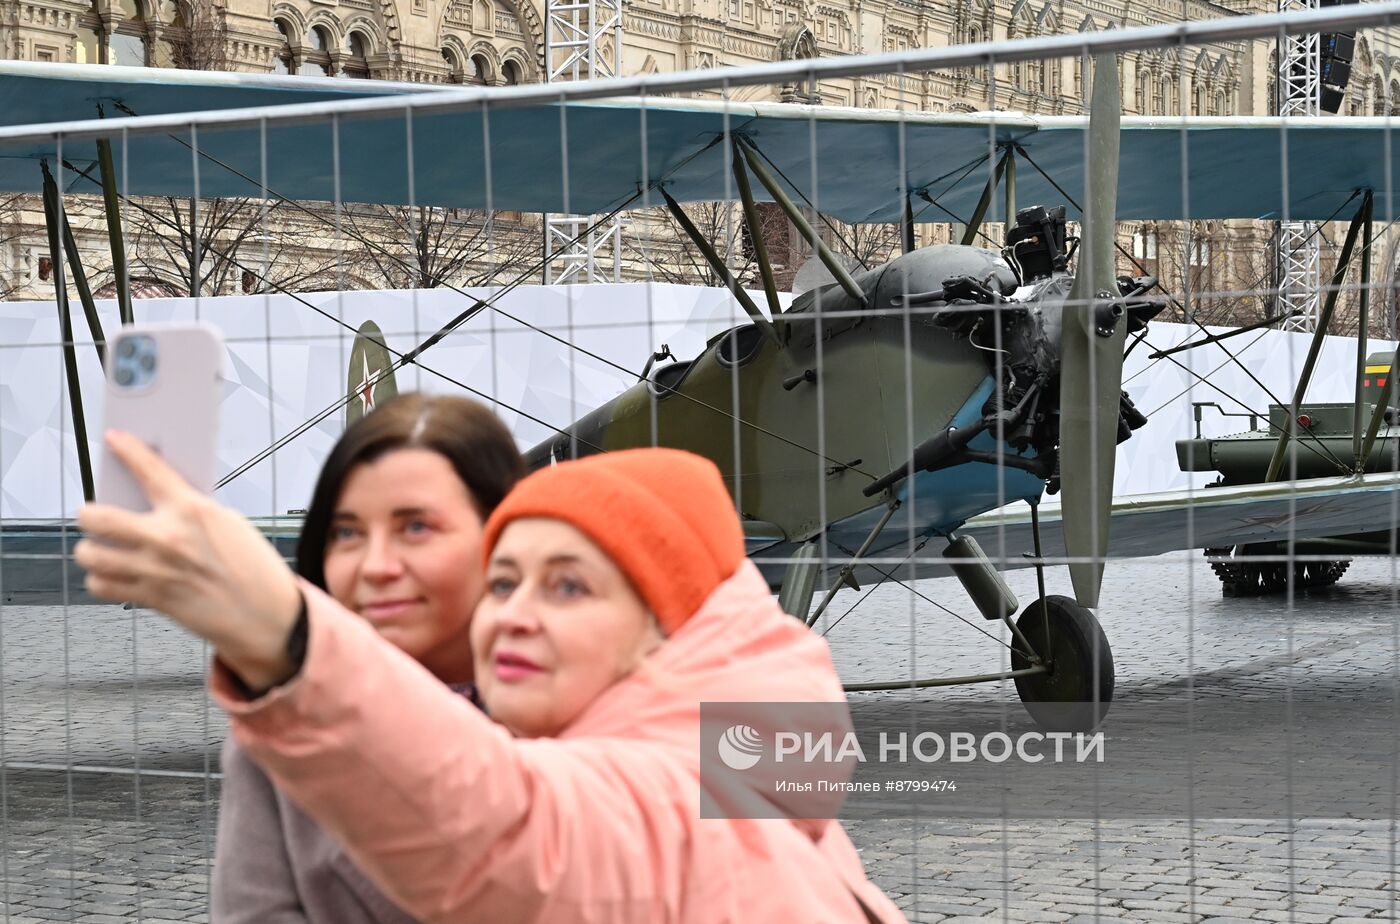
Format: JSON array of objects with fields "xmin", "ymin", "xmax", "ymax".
[{"xmin": 0, "ymin": 284, "xmax": 1394, "ymax": 520}]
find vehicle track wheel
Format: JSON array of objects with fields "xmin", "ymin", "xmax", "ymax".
[
  {"xmin": 1011, "ymin": 595, "xmax": 1114, "ymax": 732},
  {"xmin": 1294, "ymin": 557, "xmax": 1350, "ymax": 590},
  {"xmin": 1206, "ymin": 547, "xmax": 1349, "ymax": 597}
]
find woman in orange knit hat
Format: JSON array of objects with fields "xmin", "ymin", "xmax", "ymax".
[{"xmin": 76, "ymin": 440, "xmax": 906, "ymax": 924}]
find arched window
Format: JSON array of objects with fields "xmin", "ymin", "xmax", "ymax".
[
  {"xmin": 1008, "ymin": 7, "xmax": 1036, "ymax": 91},
  {"xmin": 473, "ymin": 0, "xmax": 493, "ymax": 32},
  {"xmin": 1036, "ymin": 58, "xmax": 1052, "ymax": 97},
  {"xmin": 470, "ymin": 53, "xmax": 492, "ymax": 84},
  {"xmin": 75, "ymin": 0, "xmax": 157, "ymax": 66},
  {"xmin": 967, "ymin": 24, "xmax": 985, "ymax": 82},
  {"xmin": 442, "ymin": 47, "xmax": 462, "ymax": 82},
  {"xmin": 299, "ymin": 25, "xmax": 332, "ymax": 76},
  {"xmin": 111, "ymin": 0, "xmax": 149, "ymax": 65},
  {"xmin": 1010, "ymin": 47, "xmax": 1024, "ymax": 90},
  {"xmin": 272, "ymin": 19, "xmax": 294, "ymax": 74},
  {"xmin": 502, "ymin": 59, "xmax": 522, "ymax": 85},
  {"xmin": 147, "ymin": 0, "xmax": 185, "ymax": 65},
  {"xmin": 1025, "ymin": 57, "xmax": 1042, "ymax": 94},
  {"xmin": 342, "ymin": 31, "xmax": 370, "ymax": 78},
  {"xmin": 776, "ymin": 24, "xmax": 819, "ymax": 103}
]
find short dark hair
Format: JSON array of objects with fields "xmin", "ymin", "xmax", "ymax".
[{"xmin": 295, "ymin": 393, "xmax": 525, "ymax": 589}]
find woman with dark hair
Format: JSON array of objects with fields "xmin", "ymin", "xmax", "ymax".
[{"xmin": 210, "ymin": 393, "xmax": 523, "ymax": 922}]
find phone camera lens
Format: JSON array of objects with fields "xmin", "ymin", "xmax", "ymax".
[
  {"xmin": 139, "ymin": 352, "xmax": 155, "ymax": 373},
  {"xmin": 117, "ymin": 339, "xmax": 137, "ymax": 360},
  {"xmin": 114, "ymin": 366, "xmax": 134, "ymax": 386}
]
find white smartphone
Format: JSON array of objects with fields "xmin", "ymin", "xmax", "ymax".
[{"xmin": 96, "ymin": 323, "xmax": 225, "ymax": 511}]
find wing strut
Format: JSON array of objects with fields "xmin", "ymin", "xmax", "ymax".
[
  {"xmin": 1265, "ymin": 189, "xmax": 1372, "ymax": 482},
  {"xmin": 735, "ymin": 137, "xmax": 868, "ymax": 308},
  {"xmin": 95, "ymin": 105, "xmax": 133, "ymax": 326},
  {"xmin": 1351, "ymin": 200, "xmax": 1373, "ymax": 465},
  {"xmin": 730, "ymin": 139, "xmax": 784, "ymax": 320},
  {"xmin": 659, "ymin": 187, "xmax": 781, "ymax": 346},
  {"xmin": 960, "ymin": 147, "xmax": 1013, "ymax": 246},
  {"xmin": 40, "ymin": 160, "xmax": 98, "ymax": 502},
  {"xmin": 804, "ymin": 501, "xmax": 900, "ymax": 628}
]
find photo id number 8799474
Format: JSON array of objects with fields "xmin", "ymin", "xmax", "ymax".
[{"xmin": 884, "ymin": 780, "xmax": 957, "ymax": 793}]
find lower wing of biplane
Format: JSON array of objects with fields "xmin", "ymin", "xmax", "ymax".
[{"xmin": 748, "ymin": 471, "xmax": 1400, "ymax": 592}]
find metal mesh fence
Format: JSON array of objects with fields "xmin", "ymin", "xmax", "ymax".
[{"xmin": 1, "ymin": 3, "xmax": 1400, "ymax": 919}]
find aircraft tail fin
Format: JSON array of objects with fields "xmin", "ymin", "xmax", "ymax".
[{"xmin": 347, "ymin": 320, "xmax": 399, "ymax": 426}]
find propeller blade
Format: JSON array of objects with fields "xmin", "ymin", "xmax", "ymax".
[{"xmin": 1058, "ymin": 54, "xmax": 1123, "ymax": 609}]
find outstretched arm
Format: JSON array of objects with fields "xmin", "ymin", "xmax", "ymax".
[{"xmin": 212, "ymin": 582, "xmax": 680, "ymax": 923}]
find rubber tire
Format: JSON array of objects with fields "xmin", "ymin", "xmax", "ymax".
[{"xmin": 1011, "ymin": 595, "xmax": 1114, "ymax": 732}]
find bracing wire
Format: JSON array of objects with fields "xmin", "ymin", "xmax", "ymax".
[{"xmin": 62, "ymin": 137, "xmax": 875, "ymax": 484}]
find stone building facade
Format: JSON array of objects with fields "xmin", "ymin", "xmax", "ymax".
[{"xmin": 0, "ymin": 0, "xmax": 1395, "ymax": 333}]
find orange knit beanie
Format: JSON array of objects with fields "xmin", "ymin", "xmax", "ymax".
[{"xmin": 481, "ymin": 448, "xmax": 745, "ymax": 634}]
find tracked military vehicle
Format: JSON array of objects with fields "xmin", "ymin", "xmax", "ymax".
[{"xmin": 1176, "ymin": 350, "xmax": 1398, "ymax": 596}]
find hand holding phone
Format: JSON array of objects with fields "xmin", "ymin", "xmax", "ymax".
[
  {"xmin": 80, "ymin": 322, "xmax": 303, "ymax": 690},
  {"xmin": 96, "ymin": 323, "xmax": 223, "ymax": 511}
]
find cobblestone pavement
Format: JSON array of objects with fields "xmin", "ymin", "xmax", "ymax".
[{"xmin": 0, "ymin": 552, "xmax": 1396, "ymax": 922}]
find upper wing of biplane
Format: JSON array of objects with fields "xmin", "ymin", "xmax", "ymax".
[
  {"xmin": 0, "ymin": 60, "xmax": 447, "ymax": 126},
  {"xmin": 0, "ymin": 61, "xmax": 1398, "ymax": 224}
]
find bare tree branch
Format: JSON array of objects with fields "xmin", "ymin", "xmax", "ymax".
[
  {"xmin": 166, "ymin": 0, "xmax": 229, "ymax": 71},
  {"xmin": 114, "ymin": 195, "xmax": 344, "ymax": 296},
  {"xmin": 341, "ymin": 206, "xmax": 539, "ymax": 289}
]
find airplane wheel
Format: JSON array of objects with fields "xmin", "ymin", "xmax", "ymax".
[{"xmin": 1010, "ymin": 595, "xmax": 1114, "ymax": 732}]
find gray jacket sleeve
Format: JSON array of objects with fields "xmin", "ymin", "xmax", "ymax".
[{"xmin": 212, "ymin": 737, "xmax": 310, "ymax": 923}]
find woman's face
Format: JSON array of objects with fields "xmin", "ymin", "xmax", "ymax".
[
  {"xmin": 472, "ymin": 518, "xmax": 664, "ymax": 738},
  {"xmin": 323, "ymin": 448, "xmax": 484, "ymax": 683}
]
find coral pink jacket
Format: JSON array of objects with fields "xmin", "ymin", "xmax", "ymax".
[{"xmin": 212, "ymin": 561, "xmax": 906, "ymax": 924}]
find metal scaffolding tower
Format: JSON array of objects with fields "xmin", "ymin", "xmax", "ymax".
[
  {"xmin": 1275, "ymin": 0, "xmax": 1322, "ymax": 332},
  {"xmin": 543, "ymin": 0, "xmax": 624, "ymax": 283}
]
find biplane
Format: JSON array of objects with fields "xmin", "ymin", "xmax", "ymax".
[{"xmin": 2, "ymin": 4, "xmax": 1399, "ymax": 731}]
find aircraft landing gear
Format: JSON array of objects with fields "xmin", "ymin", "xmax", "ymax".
[
  {"xmin": 1009, "ymin": 595, "xmax": 1114, "ymax": 733},
  {"xmin": 824, "ymin": 501, "xmax": 1115, "ymax": 733}
]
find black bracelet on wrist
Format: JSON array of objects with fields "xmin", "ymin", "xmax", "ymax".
[
  {"xmin": 231, "ymin": 590, "xmax": 309, "ymax": 700},
  {"xmin": 285, "ymin": 589, "xmax": 310, "ymax": 673}
]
